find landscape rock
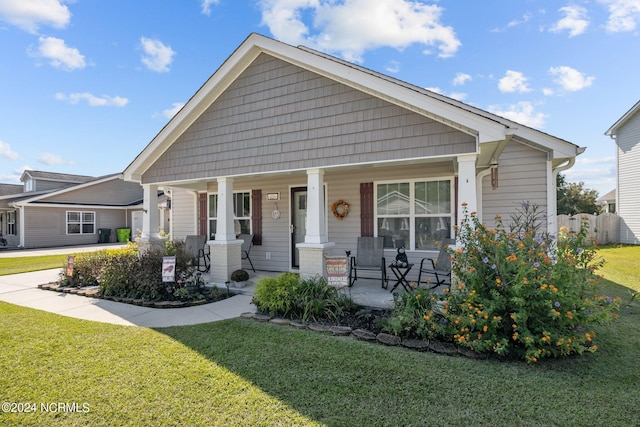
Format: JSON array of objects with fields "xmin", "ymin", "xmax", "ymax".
[
  {"xmin": 402, "ymin": 339, "xmax": 430, "ymax": 351},
  {"xmin": 376, "ymin": 332, "xmax": 401, "ymax": 346},
  {"xmin": 352, "ymin": 329, "xmax": 377, "ymax": 341},
  {"xmin": 329, "ymin": 326, "xmax": 352, "ymax": 336}
]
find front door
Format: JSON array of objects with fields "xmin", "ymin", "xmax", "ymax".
[{"xmin": 291, "ymin": 187, "xmax": 307, "ymax": 268}]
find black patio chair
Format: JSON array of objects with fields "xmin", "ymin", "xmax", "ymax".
[
  {"xmin": 418, "ymin": 238, "xmax": 455, "ymax": 290},
  {"xmin": 348, "ymin": 236, "xmax": 387, "ymax": 289},
  {"xmin": 239, "ymin": 233, "xmax": 255, "ymax": 272},
  {"xmin": 184, "ymin": 235, "xmax": 210, "ymax": 273}
]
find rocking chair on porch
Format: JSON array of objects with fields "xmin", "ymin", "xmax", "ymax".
[
  {"xmin": 184, "ymin": 235, "xmax": 210, "ymax": 273},
  {"xmin": 348, "ymin": 237, "xmax": 388, "ymax": 289},
  {"xmin": 417, "ymin": 238, "xmax": 455, "ymax": 290}
]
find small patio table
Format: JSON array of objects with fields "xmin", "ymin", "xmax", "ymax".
[{"xmin": 388, "ymin": 263, "xmax": 414, "ymax": 293}]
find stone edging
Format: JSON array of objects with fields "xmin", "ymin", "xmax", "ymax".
[
  {"xmin": 37, "ymin": 283, "xmax": 220, "ymax": 309},
  {"xmin": 240, "ymin": 312, "xmax": 489, "ymax": 359}
]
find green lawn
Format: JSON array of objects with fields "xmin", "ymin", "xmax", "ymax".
[
  {"xmin": 0, "ymin": 247, "xmax": 638, "ymax": 426},
  {"xmin": 0, "ymin": 255, "xmax": 68, "ymax": 276}
]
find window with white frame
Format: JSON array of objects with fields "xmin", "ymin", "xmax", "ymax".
[
  {"xmin": 66, "ymin": 211, "xmax": 95, "ymax": 235},
  {"xmin": 208, "ymin": 192, "xmax": 251, "ymax": 239},
  {"xmin": 376, "ymin": 179, "xmax": 453, "ymax": 250},
  {"xmin": 6, "ymin": 211, "xmax": 16, "ymax": 235}
]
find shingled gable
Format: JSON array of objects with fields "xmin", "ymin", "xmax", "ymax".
[{"xmin": 124, "ymin": 33, "xmax": 581, "ymax": 184}]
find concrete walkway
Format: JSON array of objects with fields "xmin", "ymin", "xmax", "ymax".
[
  {"xmin": 0, "ymin": 242, "xmax": 393, "ymax": 327},
  {"xmin": 0, "ymin": 268, "xmax": 255, "ymax": 328}
]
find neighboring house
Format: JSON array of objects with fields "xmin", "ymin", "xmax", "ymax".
[
  {"xmin": 597, "ymin": 189, "xmax": 616, "ymax": 213},
  {"xmin": 606, "ymin": 100, "xmax": 640, "ymax": 245},
  {"xmin": 124, "ymin": 33, "xmax": 584, "ymax": 283},
  {"xmin": 0, "ymin": 170, "xmax": 150, "ymax": 249}
]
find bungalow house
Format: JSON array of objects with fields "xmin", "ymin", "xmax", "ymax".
[
  {"xmin": 606, "ymin": 100, "xmax": 640, "ymax": 244},
  {"xmin": 0, "ymin": 170, "xmax": 155, "ymax": 249},
  {"xmin": 123, "ymin": 33, "xmax": 583, "ymax": 284}
]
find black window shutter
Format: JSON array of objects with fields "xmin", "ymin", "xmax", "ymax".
[
  {"xmin": 198, "ymin": 193, "xmax": 208, "ymax": 236},
  {"xmin": 251, "ymin": 189, "xmax": 262, "ymax": 245}
]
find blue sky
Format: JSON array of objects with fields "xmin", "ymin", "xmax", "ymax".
[{"xmin": 1, "ymin": 0, "xmax": 639, "ymax": 196}]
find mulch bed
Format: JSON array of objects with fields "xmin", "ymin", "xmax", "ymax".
[{"xmin": 37, "ymin": 283, "xmax": 231, "ymax": 309}]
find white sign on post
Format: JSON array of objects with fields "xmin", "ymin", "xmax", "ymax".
[
  {"xmin": 326, "ymin": 256, "xmax": 348, "ymax": 287},
  {"xmin": 162, "ymin": 256, "xmax": 176, "ymax": 282}
]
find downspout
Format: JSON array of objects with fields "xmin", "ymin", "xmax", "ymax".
[
  {"xmin": 548, "ymin": 150, "xmax": 582, "ymax": 235},
  {"xmin": 9, "ymin": 202, "xmax": 24, "ymax": 248}
]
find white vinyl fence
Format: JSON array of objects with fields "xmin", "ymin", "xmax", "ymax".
[{"xmin": 556, "ymin": 213, "xmax": 620, "ymax": 245}]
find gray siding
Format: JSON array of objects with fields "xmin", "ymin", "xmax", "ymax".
[
  {"xmin": 143, "ymin": 54, "xmax": 475, "ymax": 184},
  {"xmin": 43, "ymin": 179, "xmax": 143, "ymax": 205},
  {"xmin": 617, "ymin": 111, "xmax": 640, "ymax": 244},
  {"xmin": 23, "ymin": 206, "xmax": 130, "ymax": 248},
  {"xmin": 170, "ymin": 187, "xmax": 197, "ymax": 241},
  {"xmin": 481, "ymin": 141, "xmax": 548, "ymax": 230}
]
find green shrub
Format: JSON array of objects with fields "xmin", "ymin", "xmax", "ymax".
[
  {"xmin": 252, "ymin": 273, "xmax": 355, "ymax": 321},
  {"xmin": 56, "ymin": 244, "xmax": 210, "ymax": 302},
  {"xmin": 296, "ymin": 276, "xmax": 355, "ymax": 322},
  {"xmin": 231, "ymin": 269, "xmax": 249, "ymax": 282},
  {"xmin": 383, "ymin": 202, "xmax": 622, "ymax": 362},
  {"xmin": 59, "ymin": 247, "xmax": 137, "ymax": 288},
  {"xmin": 252, "ymin": 272, "xmax": 300, "ymax": 317}
]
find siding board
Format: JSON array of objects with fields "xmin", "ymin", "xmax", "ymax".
[
  {"xmin": 616, "ymin": 110, "xmax": 640, "ymax": 244},
  {"xmin": 143, "ymin": 54, "xmax": 475, "ymax": 183}
]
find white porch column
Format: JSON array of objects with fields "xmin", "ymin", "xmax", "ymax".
[
  {"xmin": 305, "ymin": 168, "xmax": 328, "ymax": 244},
  {"xmin": 138, "ymin": 184, "xmax": 165, "ymax": 252},
  {"xmin": 209, "ymin": 177, "xmax": 242, "ymax": 283},
  {"xmin": 298, "ymin": 168, "xmax": 334, "ymax": 279},
  {"xmin": 457, "ymin": 154, "xmax": 478, "ymax": 224},
  {"xmin": 215, "ymin": 177, "xmax": 236, "ymax": 242}
]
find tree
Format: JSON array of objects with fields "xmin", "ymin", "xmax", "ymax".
[{"xmin": 556, "ymin": 173, "xmax": 602, "ymax": 215}]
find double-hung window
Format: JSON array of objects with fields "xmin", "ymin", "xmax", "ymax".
[
  {"xmin": 6, "ymin": 211, "xmax": 16, "ymax": 235},
  {"xmin": 376, "ymin": 179, "xmax": 453, "ymax": 251},
  {"xmin": 67, "ymin": 211, "xmax": 95, "ymax": 235},
  {"xmin": 208, "ymin": 192, "xmax": 251, "ymax": 238}
]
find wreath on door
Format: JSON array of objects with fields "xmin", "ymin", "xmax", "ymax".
[{"xmin": 331, "ymin": 200, "xmax": 350, "ymax": 220}]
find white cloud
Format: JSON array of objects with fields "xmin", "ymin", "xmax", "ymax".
[
  {"xmin": 201, "ymin": 0, "xmax": 220, "ymax": 15},
  {"xmin": 425, "ymin": 86, "xmax": 441, "ymax": 94},
  {"xmin": 259, "ymin": 0, "xmax": 461, "ymax": 63},
  {"xmin": 0, "ymin": 0, "xmax": 71, "ymax": 33},
  {"xmin": 448, "ymin": 92, "xmax": 467, "ymax": 101},
  {"xmin": 542, "ymin": 87, "xmax": 554, "ymax": 96},
  {"xmin": 549, "ymin": 66, "xmax": 594, "ymax": 91},
  {"xmin": 498, "ymin": 70, "xmax": 531, "ymax": 93},
  {"xmin": 488, "ymin": 101, "xmax": 548, "ymax": 128},
  {"xmin": 508, "ymin": 12, "xmax": 533, "ymax": 28},
  {"xmin": 598, "ymin": 0, "xmax": 640, "ymax": 32},
  {"xmin": 0, "ymin": 140, "xmax": 20, "ymax": 160},
  {"xmin": 38, "ymin": 152, "xmax": 73, "ymax": 165},
  {"xmin": 32, "ymin": 36, "xmax": 86, "ymax": 71},
  {"xmin": 452, "ymin": 72, "xmax": 471, "ymax": 86},
  {"xmin": 550, "ymin": 6, "xmax": 589, "ymax": 37},
  {"xmin": 162, "ymin": 102, "xmax": 185, "ymax": 119},
  {"xmin": 385, "ymin": 60, "xmax": 400, "ymax": 73},
  {"xmin": 139, "ymin": 37, "xmax": 176, "ymax": 73},
  {"xmin": 54, "ymin": 92, "xmax": 129, "ymax": 107}
]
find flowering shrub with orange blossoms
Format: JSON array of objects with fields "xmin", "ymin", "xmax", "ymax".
[{"xmin": 384, "ymin": 202, "xmax": 621, "ymax": 363}]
